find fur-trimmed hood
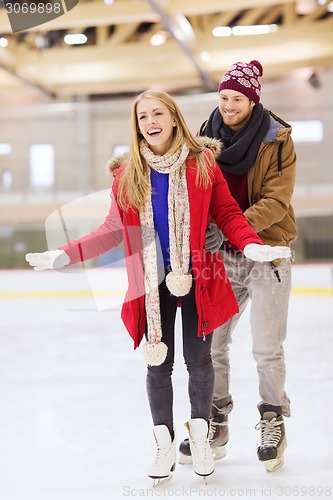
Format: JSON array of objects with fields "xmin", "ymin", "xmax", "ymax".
[
  {"xmin": 107, "ymin": 152, "xmax": 129, "ymax": 177},
  {"xmin": 106, "ymin": 136, "xmax": 222, "ymax": 177},
  {"xmin": 195, "ymin": 136, "xmax": 221, "ymax": 158}
]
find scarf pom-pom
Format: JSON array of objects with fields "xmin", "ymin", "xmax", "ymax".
[
  {"xmin": 143, "ymin": 341, "xmax": 168, "ymax": 366},
  {"xmin": 166, "ymin": 272, "xmax": 192, "ymax": 297}
]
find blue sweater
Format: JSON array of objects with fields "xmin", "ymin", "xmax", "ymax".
[{"xmin": 151, "ymin": 170, "xmax": 170, "ymax": 268}]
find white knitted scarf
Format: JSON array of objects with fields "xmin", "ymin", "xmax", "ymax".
[{"xmin": 139, "ymin": 140, "xmax": 191, "ymax": 366}]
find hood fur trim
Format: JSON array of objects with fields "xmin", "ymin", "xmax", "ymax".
[
  {"xmin": 196, "ymin": 136, "xmax": 222, "ymax": 158},
  {"xmin": 107, "ymin": 152, "xmax": 128, "ymax": 176}
]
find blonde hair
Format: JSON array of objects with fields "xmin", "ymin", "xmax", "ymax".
[{"xmin": 117, "ymin": 89, "xmax": 214, "ymax": 210}]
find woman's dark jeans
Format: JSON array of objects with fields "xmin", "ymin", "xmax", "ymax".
[{"xmin": 146, "ymin": 275, "xmax": 214, "ymax": 436}]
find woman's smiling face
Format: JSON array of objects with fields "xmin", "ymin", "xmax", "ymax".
[{"xmin": 136, "ymin": 97, "xmax": 176, "ymax": 155}]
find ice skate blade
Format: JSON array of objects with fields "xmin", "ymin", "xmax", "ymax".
[
  {"xmin": 194, "ymin": 470, "xmax": 215, "ymax": 485},
  {"xmin": 195, "ymin": 467, "xmax": 215, "ymax": 479},
  {"xmin": 179, "ymin": 446, "xmax": 226, "ymax": 465},
  {"xmin": 149, "ymin": 463, "xmax": 175, "ymax": 486},
  {"xmin": 264, "ymin": 457, "xmax": 284, "ymax": 472},
  {"xmin": 152, "ymin": 476, "xmax": 172, "ymax": 487}
]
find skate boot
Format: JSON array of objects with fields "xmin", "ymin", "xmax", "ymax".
[
  {"xmin": 255, "ymin": 404, "xmax": 287, "ymax": 472},
  {"xmin": 148, "ymin": 425, "xmax": 176, "ymax": 485},
  {"xmin": 184, "ymin": 418, "xmax": 215, "ymax": 478},
  {"xmin": 179, "ymin": 414, "xmax": 228, "ymax": 464}
]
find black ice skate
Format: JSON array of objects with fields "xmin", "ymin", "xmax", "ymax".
[
  {"xmin": 255, "ymin": 404, "xmax": 287, "ymax": 472},
  {"xmin": 179, "ymin": 414, "xmax": 228, "ymax": 464}
]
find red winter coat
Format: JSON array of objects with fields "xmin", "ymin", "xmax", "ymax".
[{"xmin": 60, "ymin": 143, "xmax": 263, "ymax": 349}]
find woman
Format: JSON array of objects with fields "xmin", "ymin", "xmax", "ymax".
[{"xmin": 26, "ymin": 90, "xmax": 290, "ymax": 482}]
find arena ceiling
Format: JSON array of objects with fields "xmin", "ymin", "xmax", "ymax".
[{"xmin": 0, "ymin": 0, "xmax": 332, "ymax": 101}]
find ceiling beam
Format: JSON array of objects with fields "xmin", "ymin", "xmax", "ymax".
[
  {"xmin": 0, "ymin": 61, "xmax": 56, "ymax": 98},
  {"xmin": 0, "ymin": 44, "xmax": 56, "ymax": 98},
  {"xmin": 300, "ymin": 0, "xmax": 332, "ymax": 21},
  {"xmin": 108, "ymin": 23, "xmax": 140, "ymax": 45},
  {"xmin": 0, "ymin": 0, "xmax": 296, "ymax": 34},
  {"xmin": 236, "ymin": 7, "xmax": 267, "ymax": 25},
  {"xmin": 11, "ymin": 15, "xmax": 333, "ymax": 96},
  {"xmin": 146, "ymin": 0, "xmax": 215, "ymax": 90},
  {"xmin": 0, "ymin": 0, "xmax": 330, "ymax": 99}
]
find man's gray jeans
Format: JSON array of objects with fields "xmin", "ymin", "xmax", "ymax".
[{"xmin": 211, "ymin": 250, "xmax": 291, "ymax": 417}]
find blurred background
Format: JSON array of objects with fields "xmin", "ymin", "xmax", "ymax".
[
  {"xmin": 0, "ymin": 3, "xmax": 332, "ymax": 498},
  {"xmin": 0, "ymin": 0, "xmax": 332, "ymax": 267}
]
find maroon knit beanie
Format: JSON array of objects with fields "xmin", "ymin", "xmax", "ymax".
[{"xmin": 218, "ymin": 60, "xmax": 263, "ymax": 104}]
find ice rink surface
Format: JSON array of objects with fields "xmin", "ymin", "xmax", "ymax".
[{"xmin": 0, "ymin": 263, "xmax": 332, "ymax": 500}]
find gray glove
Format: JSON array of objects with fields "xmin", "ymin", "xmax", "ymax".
[{"xmin": 205, "ymin": 222, "xmax": 225, "ymax": 253}]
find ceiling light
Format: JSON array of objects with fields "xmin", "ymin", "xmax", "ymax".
[
  {"xmin": 200, "ymin": 51, "xmax": 210, "ymax": 62},
  {"xmin": 150, "ymin": 31, "xmax": 168, "ymax": 46},
  {"xmin": 64, "ymin": 34, "xmax": 87, "ymax": 45},
  {"xmin": 104, "ymin": 0, "xmax": 114, "ymax": 4},
  {"xmin": 212, "ymin": 24, "xmax": 277, "ymax": 37},
  {"xmin": 232, "ymin": 24, "xmax": 278, "ymax": 36},
  {"xmin": 212, "ymin": 26, "xmax": 232, "ymax": 37},
  {"xmin": 35, "ymin": 34, "xmax": 48, "ymax": 50},
  {"xmin": 297, "ymin": 0, "xmax": 316, "ymax": 14},
  {"xmin": 0, "ymin": 37, "xmax": 8, "ymax": 47}
]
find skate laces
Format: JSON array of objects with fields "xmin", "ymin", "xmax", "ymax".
[
  {"xmin": 208, "ymin": 418, "xmax": 227, "ymax": 441},
  {"xmin": 153, "ymin": 444, "xmax": 172, "ymax": 464},
  {"xmin": 255, "ymin": 417, "xmax": 282, "ymax": 449},
  {"xmin": 192, "ymin": 436, "xmax": 210, "ymax": 459}
]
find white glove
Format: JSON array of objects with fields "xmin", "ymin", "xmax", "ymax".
[
  {"xmin": 25, "ymin": 249, "xmax": 70, "ymax": 271},
  {"xmin": 205, "ymin": 222, "xmax": 226, "ymax": 253},
  {"xmin": 244, "ymin": 243, "xmax": 291, "ymax": 262}
]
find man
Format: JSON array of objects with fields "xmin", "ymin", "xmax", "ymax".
[{"xmin": 179, "ymin": 60, "xmax": 297, "ymax": 472}]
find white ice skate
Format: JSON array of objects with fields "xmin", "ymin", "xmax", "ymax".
[
  {"xmin": 179, "ymin": 414, "xmax": 228, "ymax": 464},
  {"xmin": 185, "ymin": 418, "xmax": 215, "ymax": 480},
  {"xmin": 148, "ymin": 425, "xmax": 176, "ymax": 486}
]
